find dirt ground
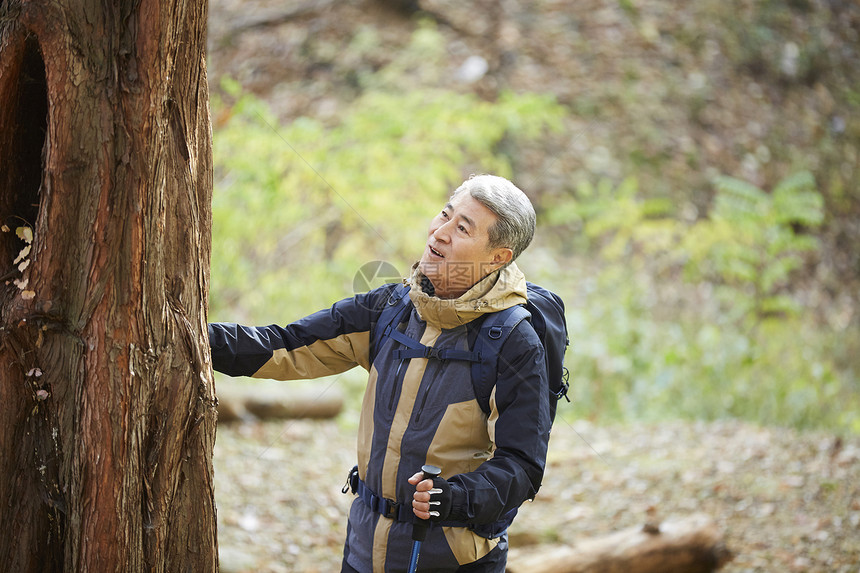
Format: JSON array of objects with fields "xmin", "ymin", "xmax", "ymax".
[{"xmin": 214, "ymin": 413, "xmax": 860, "ymax": 572}]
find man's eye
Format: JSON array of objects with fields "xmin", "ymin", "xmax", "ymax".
[
  {"xmin": 441, "ymin": 210, "xmax": 449, "ymax": 219},
  {"xmin": 458, "ymin": 225, "xmax": 468, "ymax": 233}
]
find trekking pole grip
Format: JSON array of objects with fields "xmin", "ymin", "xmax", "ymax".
[{"xmin": 411, "ymin": 464, "xmax": 442, "ymax": 542}]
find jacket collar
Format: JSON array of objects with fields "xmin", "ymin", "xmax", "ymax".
[{"xmin": 406, "ymin": 262, "xmax": 528, "ymax": 329}]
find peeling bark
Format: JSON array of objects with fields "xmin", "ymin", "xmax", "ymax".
[{"xmin": 0, "ymin": 1, "xmax": 217, "ymax": 571}]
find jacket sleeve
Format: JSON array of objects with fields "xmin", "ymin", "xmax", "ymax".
[
  {"xmin": 446, "ymin": 322, "xmax": 551, "ymax": 525},
  {"xmin": 208, "ymin": 285, "xmax": 396, "ymax": 380}
]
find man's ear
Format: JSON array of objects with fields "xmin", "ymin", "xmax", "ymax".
[{"xmin": 491, "ymin": 248, "xmax": 514, "ymax": 268}]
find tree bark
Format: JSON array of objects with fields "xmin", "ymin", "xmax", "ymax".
[
  {"xmin": 507, "ymin": 514, "xmax": 734, "ymax": 573},
  {"xmin": 0, "ymin": 0, "xmax": 217, "ymax": 571}
]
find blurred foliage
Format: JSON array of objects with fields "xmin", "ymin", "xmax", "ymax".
[
  {"xmin": 714, "ymin": 0, "xmax": 832, "ymax": 85},
  {"xmin": 532, "ymin": 172, "xmax": 857, "ymax": 433},
  {"xmin": 210, "ymin": 24, "xmax": 859, "ymax": 433},
  {"xmin": 210, "ymin": 24, "xmax": 565, "ymax": 323},
  {"xmin": 693, "ymin": 0, "xmax": 860, "ymax": 303},
  {"xmin": 681, "ymin": 171, "xmax": 823, "ymax": 327},
  {"xmin": 559, "ymin": 261, "xmax": 859, "ymax": 433}
]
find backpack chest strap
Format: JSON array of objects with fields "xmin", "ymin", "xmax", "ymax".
[{"xmin": 386, "ymin": 326, "xmax": 479, "ymax": 362}]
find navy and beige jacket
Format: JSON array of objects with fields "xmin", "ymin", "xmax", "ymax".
[{"xmin": 208, "ymin": 263, "xmax": 550, "ymax": 572}]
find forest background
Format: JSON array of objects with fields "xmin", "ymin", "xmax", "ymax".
[
  {"xmin": 203, "ymin": 0, "xmax": 859, "ymax": 571},
  {"xmin": 207, "ymin": 0, "xmax": 859, "ymax": 433}
]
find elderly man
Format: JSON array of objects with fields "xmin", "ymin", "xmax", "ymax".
[{"xmin": 209, "ymin": 174, "xmax": 550, "ymax": 572}]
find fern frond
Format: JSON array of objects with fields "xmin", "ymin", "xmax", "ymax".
[
  {"xmin": 761, "ymin": 294, "xmax": 801, "ymax": 317},
  {"xmin": 762, "ymin": 257, "xmax": 801, "ymax": 291},
  {"xmin": 773, "ymin": 188, "xmax": 824, "ymax": 227},
  {"xmin": 713, "ymin": 176, "xmax": 768, "ymax": 220},
  {"xmin": 773, "ymin": 170, "xmax": 815, "ymax": 195}
]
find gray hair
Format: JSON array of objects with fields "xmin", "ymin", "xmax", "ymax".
[{"xmin": 451, "ymin": 174, "xmax": 536, "ymax": 261}]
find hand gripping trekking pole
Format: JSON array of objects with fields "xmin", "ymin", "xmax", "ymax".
[{"xmin": 408, "ymin": 464, "xmax": 442, "ymax": 573}]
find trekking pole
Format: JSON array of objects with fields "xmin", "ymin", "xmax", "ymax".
[{"xmin": 408, "ymin": 464, "xmax": 442, "ymax": 573}]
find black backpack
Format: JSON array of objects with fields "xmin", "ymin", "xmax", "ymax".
[{"xmin": 371, "ymin": 282, "xmax": 570, "ymax": 422}]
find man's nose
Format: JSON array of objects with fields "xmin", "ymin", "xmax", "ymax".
[{"xmin": 432, "ymin": 220, "xmax": 453, "ymax": 243}]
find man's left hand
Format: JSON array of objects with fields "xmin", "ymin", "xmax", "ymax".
[{"xmin": 408, "ymin": 471, "xmax": 452, "ymax": 522}]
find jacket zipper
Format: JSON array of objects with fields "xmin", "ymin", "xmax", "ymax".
[
  {"xmin": 388, "ymin": 359, "xmax": 406, "ymax": 411},
  {"xmin": 414, "ymin": 382, "xmax": 431, "ymax": 423},
  {"xmin": 414, "ymin": 359, "xmax": 441, "ymax": 424}
]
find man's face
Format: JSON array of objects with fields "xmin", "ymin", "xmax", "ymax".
[{"xmin": 418, "ymin": 192, "xmax": 513, "ymax": 299}]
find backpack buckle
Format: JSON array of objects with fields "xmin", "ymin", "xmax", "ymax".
[
  {"xmin": 424, "ymin": 346, "xmax": 441, "ymax": 360},
  {"xmin": 381, "ymin": 500, "xmax": 401, "ymax": 520},
  {"xmin": 555, "ymin": 381, "xmax": 571, "ymax": 402},
  {"xmin": 554, "ymin": 367, "xmax": 571, "ymax": 402},
  {"xmin": 342, "ymin": 465, "xmax": 359, "ymax": 495},
  {"xmin": 488, "ymin": 325, "xmax": 503, "ymax": 340}
]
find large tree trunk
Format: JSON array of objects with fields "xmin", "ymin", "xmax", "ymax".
[{"xmin": 0, "ymin": 0, "xmax": 217, "ymax": 571}]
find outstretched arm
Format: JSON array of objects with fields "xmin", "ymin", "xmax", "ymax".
[{"xmin": 208, "ymin": 285, "xmax": 398, "ymax": 380}]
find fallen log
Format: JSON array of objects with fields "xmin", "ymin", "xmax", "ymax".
[
  {"xmin": 243, "ymin": 391, "xmax": 343, "ymax": 420},
  {"xmin": 507, "ymin": 513, "xmax": 733, "ymax": 573},
  {"xmin": 216, "ymin": 382, "xmax": 344, "ymax": 422},
  {"xmin": 227, "ymin": 0, "xmax": 337, "ymax": 34}
]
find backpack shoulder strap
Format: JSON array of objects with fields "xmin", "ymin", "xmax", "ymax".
[
  {"xmin": 370, "ymin": 283, "xmax": 412, "ymax": 362},
  {"xmin": 470, "ymin": 304, "xmax": 532, "ymax": 415}
]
